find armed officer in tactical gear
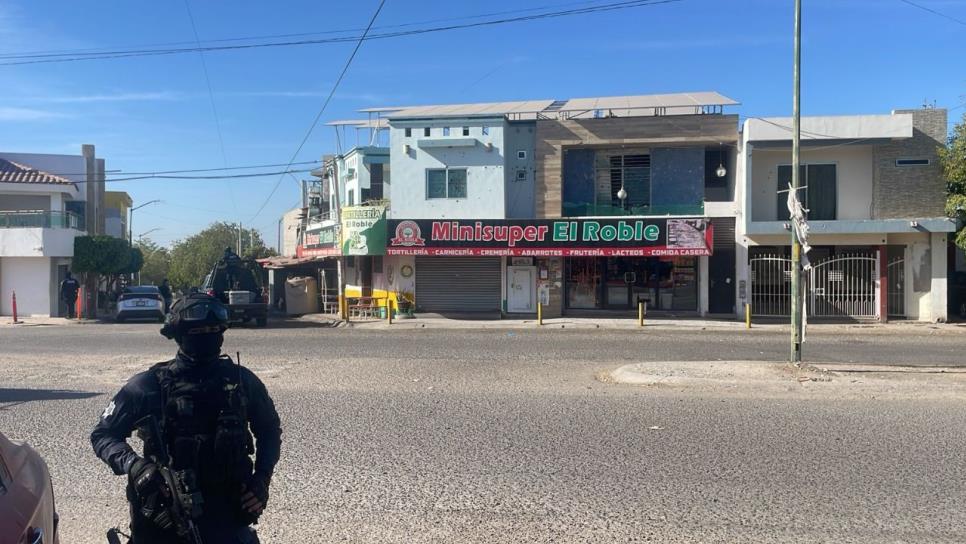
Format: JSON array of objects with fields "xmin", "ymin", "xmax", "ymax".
[{"xmin": 91, "ymin": 293, "xmax": 282, "ymax": 544}]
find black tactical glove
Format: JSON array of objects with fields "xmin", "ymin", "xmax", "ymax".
[
  {"xmin": 240, "ymin": 472, "xmax": 270, "ymax": 523},
  {"xmin": 129, "ymin": 458, "xmax": 174, "ymax": 531}
]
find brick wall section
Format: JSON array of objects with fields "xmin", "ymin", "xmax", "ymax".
[
  {"xmin": 534, "ymin": 114, "xmax": 739, "ymax": 218},
  {"xmin": 873, "ymin": 108, "xmax": 947, "ymax": 219}
]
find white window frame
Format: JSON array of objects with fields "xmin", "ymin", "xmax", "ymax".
[{"xmin": 426, "ymin": 168, "xmax": 468, "ymax": 199}]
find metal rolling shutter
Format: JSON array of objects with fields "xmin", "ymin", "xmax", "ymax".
[
  {"xmin": 712, "ymin": 217, "xmax": 735, "ymax": 249},
  {"xmin": 415, "ymin": 257, "xmax": 501, "ymax": 312}
]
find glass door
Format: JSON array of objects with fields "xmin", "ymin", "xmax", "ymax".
[{"xmin": 566, "ymin": 258, "xmax": 600, "ymax": 309}]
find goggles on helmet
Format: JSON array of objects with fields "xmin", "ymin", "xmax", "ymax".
[{"xmin": 178, "ymin": 299, "xmax": 229, "ymax": 322}]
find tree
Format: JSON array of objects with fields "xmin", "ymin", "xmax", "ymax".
[
  {"xmin": 72, "ymin": 236, "xmax": 144, "ymax": 317},
  {"xmin": 942, "ymin": 111, "xmax": 966, "ymax": 251},
  {"xmin": 168, "ymin": 222, "xmax": 277, "ymax": 290},
  {"xmin": 135, "ymin": 238, "xmax": 172, "ymax": 286}
]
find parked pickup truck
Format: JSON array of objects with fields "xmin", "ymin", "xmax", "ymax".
[{"xmin": 201, "ymin": 249, "xmax": 269, "ymax": 327}]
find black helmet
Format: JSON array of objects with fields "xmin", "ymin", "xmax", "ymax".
[{"xmin": 160, "ymin": 293, "xmax": 229, "ymax": 340}]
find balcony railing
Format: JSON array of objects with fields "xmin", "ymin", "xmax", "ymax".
[
  {"xmin": 0, "ymin": 210, "xmax": 81, "ymax": 229},
  {"xmin": 562, "ymin": 202, "xmax": 705, "ymax": 217}
]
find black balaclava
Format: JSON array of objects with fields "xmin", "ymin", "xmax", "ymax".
[{"xmin": 178, "ymin": 331, "xmax": 224, "ymax": 363}]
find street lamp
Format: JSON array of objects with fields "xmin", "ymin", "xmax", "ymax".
[
  {"xmin": 137, "ymin": 227, "xmax": 161, "ymax": 241},
  {"xmin": 129, "ymin": 199, "xmax": 161, "ymax": 243}
]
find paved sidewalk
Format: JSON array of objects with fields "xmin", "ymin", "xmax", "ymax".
[{"xmin": 296, "ymin": 312, "xmax": 966, "ymax": 334}]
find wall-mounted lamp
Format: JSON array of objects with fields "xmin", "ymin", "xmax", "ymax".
[{"xmin": 716, "ymin": 144, "xmax": 727, "ymax": 178}]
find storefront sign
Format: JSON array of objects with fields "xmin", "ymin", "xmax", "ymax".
[
  {"xmin": 342, "ymin": 205, "xmax": 387, "ymax": 256},
  {"xmin": 297, "ymin": 223, "xmax": 340, "ymax": 257},
  {"xmin": 386, "ymin": 218, "xmax": 712, "ymax": 256}
]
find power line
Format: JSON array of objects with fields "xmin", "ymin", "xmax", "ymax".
[
  {"xmin": 0, "ymin": 0, "xmax": 627, "ymax": 60},
  {"xmin": 183, "ymin": 0, "xmax": 237, "ymax": 217},
  {"xmin": 0, "ymin": 0, "xmax": 681, "ymax": 66},
  {"xmin": 32, "ymin": 159, "xmax": 323, "ymax": 177},
  {"xmin": 248, "ymin": 0, "xmax": 388, "ymax": 224},
  {"xmin": 102, "ymin": 167, "xmax": 318, "ymax": 183},
  {"xmin": 898, "ymin": 0, "xmax": 966, "ymax": 27}
]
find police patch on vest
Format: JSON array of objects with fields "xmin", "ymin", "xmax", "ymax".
[{"xmin": 102, "ymin": 400, "xmax": 116, "ymax": 419}]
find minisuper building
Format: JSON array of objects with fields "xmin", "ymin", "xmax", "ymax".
[{"xmin": 371, "ymin": 92, "xmax": 742, "ymax": 318}]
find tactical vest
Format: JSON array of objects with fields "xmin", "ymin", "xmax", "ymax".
[{"xmin": 152, "ymin": 358, "xmax": 255, "ymax": 498}]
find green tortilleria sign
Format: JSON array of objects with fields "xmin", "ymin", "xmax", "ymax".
[{"xmin": 341, "ymin": 205, "xmax": 387, "ymax": 256}]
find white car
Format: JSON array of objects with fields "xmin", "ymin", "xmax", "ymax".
[{"xmin": 115, "ymin": 286, "xmax": 165, "ymax": 323}]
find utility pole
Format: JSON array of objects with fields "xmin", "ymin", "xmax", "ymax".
[
  {"xmin": 790, "ymin": 0, "xmax": 803, "ymax": 364},
  {"xmin": 237, "ymin": 222, "xmax": 242, "ymax": 254}
]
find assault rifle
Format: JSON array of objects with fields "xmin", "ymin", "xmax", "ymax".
[{"xmin": 132, "ymin": 415, "xmax": 205, "ymax": 544}]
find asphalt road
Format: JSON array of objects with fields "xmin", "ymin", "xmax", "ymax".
[{"xmin": 1, "ymin": 321, "xmax": 965, "ymax": 543}]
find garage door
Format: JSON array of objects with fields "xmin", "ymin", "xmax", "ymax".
[{"xmin": 415, "ymin": 257, "xmax": 501, "ymax": 312}]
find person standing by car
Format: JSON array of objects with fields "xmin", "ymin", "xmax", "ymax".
[
  {"xmin": 91, "ymin": 293, "xmax": 282, "ymax": 543},
  {"xmin": 60, "ymin": 271, "xmax": 80, "ymax": 319},
  {"xmin": 159, "ymin": 278, "xmax": 173, "ymax": 313}
]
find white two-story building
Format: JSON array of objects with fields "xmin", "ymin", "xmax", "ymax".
[
  {"xmin": 0, "ymin": 147, "xmax": 104, "ymax": 317},
  {"xmin": 738, "ymin": 108, "xmax": 953, "ymax": 322}
]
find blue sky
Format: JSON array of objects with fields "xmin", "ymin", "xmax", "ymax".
[{"xmin": 1, "ymin": 0, "xmax": 964, "ymax": 248}]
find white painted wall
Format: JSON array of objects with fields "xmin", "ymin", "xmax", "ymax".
[
  {"xmin": 282, "ymin": 208, "xmax": 301, "ymax": 257},
  {"xmin": 0, "ymin": 228, "xmax": 78, "ymax": 257},
  {"xmin": 930, "ymin": 232, "xmax": 947, "ymax": 322},
  {"xmin": 750, "ymin": 146, "xmax": 874, "ymax": 222},
  {"xmin": 389, "ymin": 120, "xmax": 506, "ymax": 219},
  {"xmin": 0, "ymin": 256, "xmax": 52, "ymax": 316},
  {"xmin": 744, "ymin": 114, "xmax": 912, "ymax": 142}
]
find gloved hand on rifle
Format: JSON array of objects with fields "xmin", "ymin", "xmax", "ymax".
[
  {"xmin": 240, "ymin": 472, "xmax": 270, "ymax": 521},
  {"xmin": 129, "ymin": 458, "xmax": 174, "ymax": 531}
]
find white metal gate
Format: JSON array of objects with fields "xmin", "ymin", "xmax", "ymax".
[
  {"xmin": 809, "ymin": 253, "xmax": 877, "ymax": 318},
  {"xmin": 750, "ymin": 252, "xmax": 881, "ymax": 319},
  {"xmin": 749, "ymin": 255, "xmax": 793, "ymax": 316}
]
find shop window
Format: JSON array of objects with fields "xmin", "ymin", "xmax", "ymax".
[{"xmin": 776, "ymin": 164, "xmax": 836, "ymax": 221}]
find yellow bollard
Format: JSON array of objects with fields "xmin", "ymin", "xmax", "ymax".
[
  {"xmin": 638, "ymin": 300, "xmax": 644, "ymax": 327},
  {"xmin": 745, "ymin": 303, "xmax": 751, "ymax": 329},
  {"xmin": 537, "ymin": 303, "xmax": 543, "ymax": 326}
]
